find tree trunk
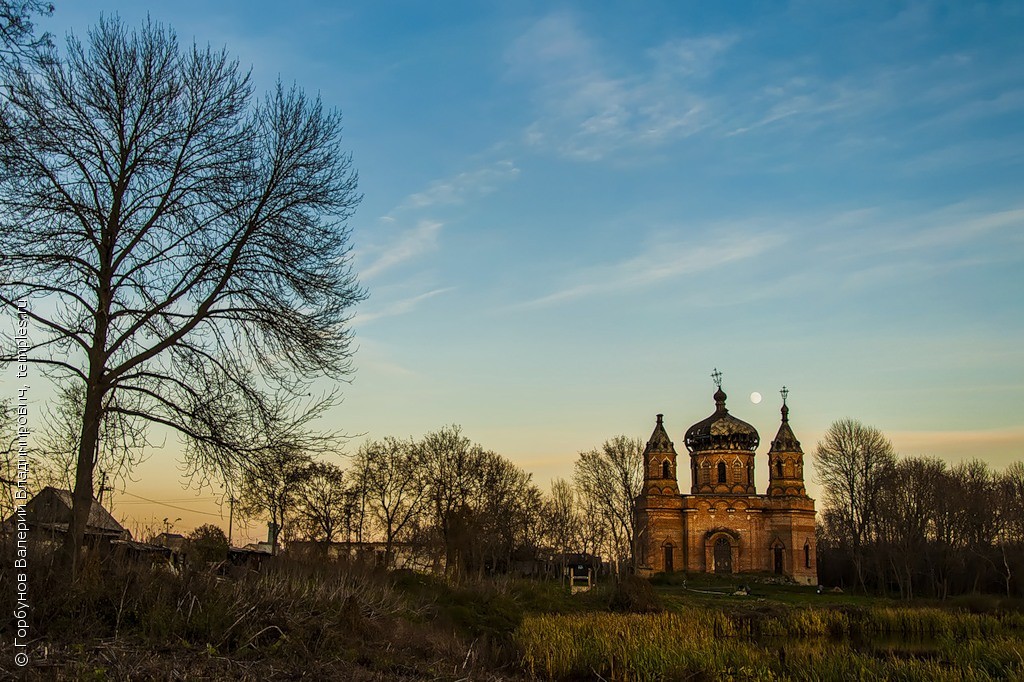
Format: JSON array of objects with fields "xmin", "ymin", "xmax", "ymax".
[{"xmin": 62, "ymin": 382, "xmax": 104, "ymax": 576}]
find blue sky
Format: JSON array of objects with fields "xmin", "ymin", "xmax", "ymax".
[{"xmin": 30, "ymin": 1, "xmax": 1024, "ymax": 536}]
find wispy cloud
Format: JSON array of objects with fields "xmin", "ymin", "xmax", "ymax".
[
  {"xmin": 508, "ymin": 11, "xmax": 1024, "ymax": 164},
  {"xmin": 353, "ymin": 287, "xmax": 455, "ymax": 326},
  {"xmin": 402, "ymin": 160, "xmax": 520, "ymax": 210},
  {"xmin": 507, "ymin": 12, "xmax": 731, "ymax": 160},
  {"xmin": 893, "ymin": 206, "xmax": 1024, "ymax": 251},
  {"xmin": 514, "ymin": 231, "xmax": 781, "ymax": 309},
  {"xmin": 358, "ymin": 219, "xmax": 443, "ymax": 281},
  {"xmin": 817, "ymin": 203, "xmax": 1024, "ymax": 259},
  {"xmin": 647, "ymin": 35, "xmax": 740, "ymax": 77},
  {"xmin": 724, "ymin": 79, "xmax": 876, "ymax": 137},
  {"xmin": 357, "ymin": 161, "xmax": 521, "ymax": 283}
]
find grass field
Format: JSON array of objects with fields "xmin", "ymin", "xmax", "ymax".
[
  {"xmin": 5, "ymin": 558, "xmax": 1024, "ymax": 680},
  {"xmin": 515, "ymin": 573, "xmax": 1024, "ymax": 681}
]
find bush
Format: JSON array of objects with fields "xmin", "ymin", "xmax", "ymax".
[
  {"xmin": 188, "ymin": 524, "xmax": 229, "ymax": 565},
  {"xmin": 608, "ymin": 575, "xmax": 663, "ymax": 613}
]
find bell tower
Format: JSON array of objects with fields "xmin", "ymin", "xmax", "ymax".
[
  {"xmin": 634, "ymin": 413, "xmax": 685, "ymax": 574},
  {"xmin": 642, "ymin": 414, "xmax": 680, "ymax": 494},
  {"xmin": 767, "ymin": 386, "xmax": 807, "ymax": 497}
]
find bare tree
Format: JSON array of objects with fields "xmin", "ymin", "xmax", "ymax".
[
  {"xmin": 35, "ymin": 382, "xmax": 148, "ymax": 493},
  {"xmin": 0, "ymin": 398, "xmax": 20, "ymax": 520},
  {"xmin": 0, "ymin": 1, "xmax": 51, "ymax": 65},
  {"xmin": 817, "ymin": 449, "xmax": 1024, "ymax": 597},
  {"xmin": 470, "ymin": 448, "xmax": 542, "ymax": 576},
  {"xmin": 353, "ymin": 437, "xmax": 425, "ymax": 568},
  {"xmin": 292, "ymin": 460, "xmax": 348, "ymax": 543},
  {"xmin": 876, "ymin": 456, "xmax": 945, "ymax": 598},
  {"xmin": 0, "ymin": 17, "xmax": 363, "ymax": 572},
  {"xmin": 998, "ymin": 461, "xmax": 1024, "ymax": 596},
  {"xmin": 236, "ymin": 447, "xmax": 313, "ymax": 555},
  {"xmin": 413, "ymin": 425, "xmax": 544, "ymax": 578},
  {"xmin": 573, "ymin": 435, "xmax": 643, "ymax": 572},
  {"xmin": 814, "ymin": 419, "xmax": 896, "ymax": 592},
  {"xmin": 419, "ymin": 424, "xmax": 477, "ymax": 577},
  {"xmin": 950, "ymin": 460, "xmax": 1002, "ymax": 593},
  {"xmin": 544, "ymin": 477, "xmax": 580, "ymax": 580}
]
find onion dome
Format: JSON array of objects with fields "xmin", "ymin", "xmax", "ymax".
[{"xmin": 684, "ymin": 388, "xmax": 760, "ymax": 453}]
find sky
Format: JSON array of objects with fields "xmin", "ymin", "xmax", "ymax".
[{"xmin": 11, "ymin": 1, "xmax": 1024, "ymax": 542}]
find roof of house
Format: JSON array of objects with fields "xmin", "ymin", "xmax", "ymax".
[{"xmin": 9, "ymin": 486, "xmax": 129, "ymax": 538}]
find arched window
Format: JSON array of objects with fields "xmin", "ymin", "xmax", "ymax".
[
  {"xmin": 804, "ymin": 542, "xmax": 811, "ymax": 568},
  {"xmin": 775, "ymin": 460, "xmax": 783, "ymax": 477},
  {"xmin": 717, "ymin": 461, "xmax": 727, "ymax": 484},
  {"xmin": 662, "ymin": 460, "xmax": 671, "ymax": 479}
]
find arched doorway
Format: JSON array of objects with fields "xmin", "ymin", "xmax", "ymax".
[
  {"xmin": 772, "ymin": 542, "xmax": 785, "ymax": 575},
  {"xmin": 664, "ymin": 544, "xmax": 674, "ymax": 572},
  {"xmin": 713, "ymin": 537, "xmax": 731, "ymax": 573}
]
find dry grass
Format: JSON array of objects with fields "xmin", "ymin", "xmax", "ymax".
[
  {"xmin": 515, "ymin": 606, "xmax": 1024, "ymax": 681},
  {"xmin": 0, "ymin": 550, "xmax": 504, "ymax": 680}
]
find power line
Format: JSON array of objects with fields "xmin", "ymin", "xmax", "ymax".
[
  {"xmin": 117, "ymin": 489, "xmax": 226, "ymax": 516},
  {"xmin": 114, "ymin": 497, "xmax": 222, "ymax": 504}
]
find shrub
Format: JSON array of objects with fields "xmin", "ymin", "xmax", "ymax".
[
  {"xmin": 187, "ymin": 524, "xmax": 229, "ymax": 565},
  {"xmin": 608, "ymin": 575, "xmax": 663, "ymax": 613}
]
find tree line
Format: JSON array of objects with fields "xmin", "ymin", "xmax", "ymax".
[
  {"xmin": 230, "ymin": 425, "xmax": 645, "ymax": 580},
  {"xmin": 815, "ymin": 419, "xmax": 1024, "ymax": 598}
]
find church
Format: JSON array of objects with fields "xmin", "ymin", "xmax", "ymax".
[{"xmin": 633, "ymin": 372, "xmax": 817, "ymax": 584}]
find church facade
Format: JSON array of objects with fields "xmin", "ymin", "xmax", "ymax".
[{"xmin": 634, "ymin": 380, "xmax": 817, "ymax": 584}]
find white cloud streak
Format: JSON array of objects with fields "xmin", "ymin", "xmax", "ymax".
[
  {"xmin": 506, "ymin": 12, "xmax": 731, "ymax": 161},
  {"xmin": 357, "ymin": 161, "xmax": 521, "ymax": 283},
  {"xmin": 353, "ymin": 287, "xmax": 455, "ymax": 326},
  {"xmin": 358, "ymin": 219, "xmax": 443, "ymax": 281},
  {"xmin": 402, "ymin": 160, "xmax": 520, "ymax": 210},
  {"xmin": 508, "ymin": 12, "xmax": 1024, "ymax": 163},
  {"xmin": 514, "ymin": 232, "xmax": 781, "ymax": 309}
]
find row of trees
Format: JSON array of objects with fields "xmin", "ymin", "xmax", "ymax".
[
  {"xmin": 815, "ymin": 419, "xmax": 1024, "ymax": 598},
  {"xmin": 231, "ymin": 425, "xmax": 645, "ymax": 580}
]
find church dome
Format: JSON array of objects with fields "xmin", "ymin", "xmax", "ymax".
[{"xmin": 684, "ymin": 388, "xmax": 760, "ymax": 453}]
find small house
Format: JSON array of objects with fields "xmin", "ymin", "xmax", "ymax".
[{"xmin": 5, "ymin": 486, "xmax": 129, "ymax": 543}]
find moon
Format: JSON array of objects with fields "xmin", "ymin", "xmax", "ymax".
[{"xmin": 750, "ymin": 392, "xmax": 762, "ymax": 404}]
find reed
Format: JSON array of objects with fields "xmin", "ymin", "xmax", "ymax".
[{"xmin": 514, "ymin": 605, "xmax": 1024, "ymax": 681}]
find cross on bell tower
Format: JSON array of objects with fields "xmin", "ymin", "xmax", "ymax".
[{"xmin": 711, "ymin": 368, "xmax": 722, "ymax": 390}]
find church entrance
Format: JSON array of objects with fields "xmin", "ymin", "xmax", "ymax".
[
  {"xmin": 713, "ymin": 537, "xmax": 732, "ymax": 573},
  {"xmin": 773, "ymin": 546, "xmax": 784, "ymax": 574},
  {"xmin": 664, "ymin": 545, "xmax": 673, "ymax": 572}
]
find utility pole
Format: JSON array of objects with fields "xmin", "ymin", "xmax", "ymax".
[
  {"xmin": 97, "ymin": 470, "xmax": 113, "ymax": 509},
  {"xmin": 228, "ymin": 496, "xmax": 235, "ymax": 547}
]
